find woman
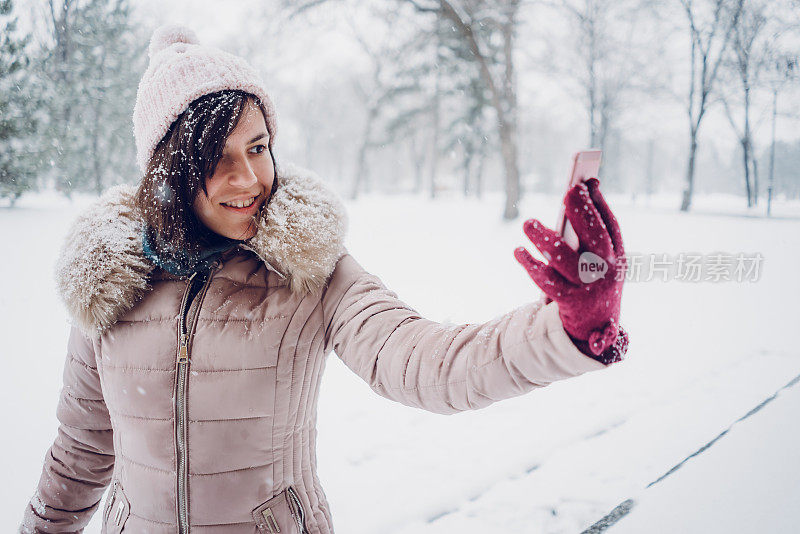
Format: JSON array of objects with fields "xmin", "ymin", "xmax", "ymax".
[{"xmin": 21, "ymin": 25, "xmax": 629, "ymax": 534}]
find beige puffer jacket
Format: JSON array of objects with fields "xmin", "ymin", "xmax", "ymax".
[{"xmin": 21, "ymin": 164, "xmax": 613, "ymax": 533}]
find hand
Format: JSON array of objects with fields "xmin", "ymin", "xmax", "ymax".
[{"xmin": 514, "ymin": 178, "xmax": 627, "ymax": 357}]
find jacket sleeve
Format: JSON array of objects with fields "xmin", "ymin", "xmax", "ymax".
[
  {"xmin": 20, "ymin": 326, "xmax": 115, "ymax": 533},
  {"xmin": 321, "ymin": 253, "xmax": 612, "ymax": 415}
]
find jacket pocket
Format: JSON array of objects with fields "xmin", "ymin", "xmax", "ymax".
[
  {"xmin": 101, "ymin": 480, "xmax": 131, "ymax": 534},
  {"xmin": 252, "ymin": 486, "xmax": 308, "ymax": 533}
]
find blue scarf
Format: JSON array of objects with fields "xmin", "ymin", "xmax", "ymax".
[{"xmin": 142, "ymin": 225, "xmax": 241, "ymax": 277}]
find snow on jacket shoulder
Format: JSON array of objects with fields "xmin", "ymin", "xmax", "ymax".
[{"xmin": 21, "ymin": 162, "xmax": 608, "ymax": 534}]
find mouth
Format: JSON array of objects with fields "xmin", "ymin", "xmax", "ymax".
[{"xmin": 220, "ymin": 194, "xmax": 262, "ymax": 214}]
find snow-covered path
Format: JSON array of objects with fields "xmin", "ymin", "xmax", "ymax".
[
  {"xmin": 2, "ymin": 187, "xmax": 798, "ymax": 533},
  {"xmin": 605, "ymin": 370, "xmax": 800, "ymax": 534}
]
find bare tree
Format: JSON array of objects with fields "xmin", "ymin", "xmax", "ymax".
[
  {"xmin": 407, "ymin": 131, "xmax": 429, "ymax": 194},
  {"xmin": 284, "ymin": 0, "xmax": 518, "ymax": 216},
  {"xmin": 559, "ymin": 0, "xmax": 610, "ymax": 151},
  {"xmin": 344, "ymin": 5, "xmax": 433, "ymax": 199},
  {"xmin": 443, "ymin": 75, "xmax": 491, "ymax": 199},
  {"xmin": 428, "ymin": 7, "xmax": 444, "ymax": 199},
  {"xmin": 679, "ymin": 0, "xmax": 743, "ymax": 211},
  {"xmin": 386, "ymin": 1, "xmax": 495, "ymax": 200},
  {"xmin": 348, "ymin": 21, "xmax": 390, "ymax": 199},
  {"xmin": 409, "ymin": 0, "xmax": 522, "ymax": 219},
  {"xmin": 718, "ymin": 0, "xmax": 770, "ymax": 208},
  {"xmin": 764, "ymin": 52, "xmax": 798, "ymax": 215},
  {"xmin": 555, "ymin": 0, "xmax": 653, "ymax": 178}
]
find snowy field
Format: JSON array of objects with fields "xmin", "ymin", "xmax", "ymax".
[{"xmin": 1, "ymin": 183, "xmax": 799, "ymax": 533}]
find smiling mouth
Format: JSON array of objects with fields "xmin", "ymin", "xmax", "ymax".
[
  {"xmin": 221, "ymin": 196, "xmax": 257, "ymax": 208},
  {"xmin": 219, "ymin": 193, "xmax": 265, "ymax": 215}
]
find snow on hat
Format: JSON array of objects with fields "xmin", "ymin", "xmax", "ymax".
[{"xmin": 133, "ymin": 24, "xmax": 277, "ymax": 172}]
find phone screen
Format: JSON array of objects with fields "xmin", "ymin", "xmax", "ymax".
[{"xmin": 556, "ymin": 150, "xmax": 602, "ymax": 251}]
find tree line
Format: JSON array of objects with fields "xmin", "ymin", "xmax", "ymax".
[
  {"xmin": 0, "ymin": 0, "xmax": 143, "ymax": 206},
  {"xmin": 1, "ymin": 0, "xmax": 798, "ymax": 216}
]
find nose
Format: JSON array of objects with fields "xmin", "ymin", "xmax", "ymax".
[{"xmin": 227, "ymin": 159, "xmax": 258, "ymax": 188}]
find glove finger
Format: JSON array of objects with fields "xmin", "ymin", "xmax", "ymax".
[
  {"xmin": 585, "ymin": 178, "xmax": 626, "ymax": 257},
  {"xmin": 521, "ymin": 218, "xmax": 581, "ymax": 285},
  {"xmin": 514, "ymin": 246, "xmax": 573, "ymax": 300},
  {"xmin": 564, "ymin": 182, "xmax": 614, "ymax": 260}
]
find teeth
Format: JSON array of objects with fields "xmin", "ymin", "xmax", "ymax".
[{"xmin": 223, "ymin": 196, "xmax": 256, "ymax": 208}]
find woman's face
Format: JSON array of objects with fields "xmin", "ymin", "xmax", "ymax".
[{"xmin": 192, "ymin": 99, "xmax": 274, "ymax": 240}]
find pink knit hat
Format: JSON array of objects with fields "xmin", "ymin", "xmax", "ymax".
[{"xmin": 133, "ymin": 24, "xmax": 277, "ymax": 172}]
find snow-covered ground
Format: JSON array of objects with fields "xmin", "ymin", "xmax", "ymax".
[
  {"xmin": 608, "ymin": 373, "xmax": 800, "ymax": 534},
  {"xmin": 2, "ymin": 184, "xmax": 798, "ymax": 533}
]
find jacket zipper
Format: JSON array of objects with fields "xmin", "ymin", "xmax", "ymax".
[
  {"xmin": 175, "ymin": 265, "xmax": 218, "ymax": 534},
  {"xmin": 286, "ymin": 486, "xmax": 308, "ymax": 534}
]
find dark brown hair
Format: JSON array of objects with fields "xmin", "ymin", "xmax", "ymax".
[{"xmin": 135, "ymin": 90, "xmax": 277, "ymax": 263}]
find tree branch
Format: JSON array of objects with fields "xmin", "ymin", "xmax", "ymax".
[{"xmin": 407, "ymin": 0, "xmax": 505, "ymax": 126}]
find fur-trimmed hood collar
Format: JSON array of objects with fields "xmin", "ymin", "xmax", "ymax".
[{"xmin": 55, "ymin": 162, "xmax": 348, "ymax": 337}]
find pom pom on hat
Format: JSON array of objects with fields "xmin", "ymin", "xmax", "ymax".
[{"xmin": 148, "ymin": 24, "xmax": 199, "ymax": 59}]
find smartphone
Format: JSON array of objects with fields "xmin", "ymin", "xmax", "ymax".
[{"xmin": 555, "ymin": 149, "xmax": 602, "ymax": 251}]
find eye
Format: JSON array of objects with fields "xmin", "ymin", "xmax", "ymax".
[{"xmin": 248, "ymin": 144, "xmax": 267, "ymax": 155}]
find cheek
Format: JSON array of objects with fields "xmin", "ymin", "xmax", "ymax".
[
  {"xmin": 193, "ymin": 191, "xmax": 216, "ymax": 220},
  {"xmin": 203, "ymin": 177, "xmax": 223, "ymax": 200},
  {"xmin": 198, "ymin": 177, "xmax": 224, "ymax": 207}
]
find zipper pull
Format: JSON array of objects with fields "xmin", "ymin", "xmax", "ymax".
[
  {"xmin": 178, "ymin": 333, "xmax": 188, "ymax": 363},
  {"xmin": 260, "ymin": 507, "xmax": 280, "ymax": 533},
  {"xmin": 114, "ymin": 500, "xmax": 125, "ymax": 525}
]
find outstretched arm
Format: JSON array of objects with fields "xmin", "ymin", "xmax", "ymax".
[
  {"xmin": 321, "ymin": 253, "xmax": 616, "ymax": 416},
  {"xmin": 20, "ymin": 327, "xmax": 115, "ymax": 533}
]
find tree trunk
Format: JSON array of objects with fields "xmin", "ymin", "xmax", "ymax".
[
  {"xmin": 462, "ymin": 151, "xmax": 472, "ymax": 196},
  {"xmin": 429, "ymin": 8, "xmax": 444, "ymax": 200},
  {"xmin": 500, "ymin": 1, "xmax": 520, "ymax": 220},
  {"xmin": 475, "ymin": 145, "xmax": 485, "ymax": 200},
  {"xmin": 93, "ymin": 132, "xmax": 103, "ymax": 195},
  {"xmin": 645, "ymin": 138, "xmax": 655, "ymax": 201},
  {"xmin": 767, "ymin": 89, "xmax": 777, "ymax": 216},
  {"xmin": 742, "ymin": 138, "xmax": 753, "ymax": 207},
  {"xmin": 597, "ymin": 107, "xmax": 611, "ymax": 177},
  {"xmin": 500, "ymin": 122, "xmax": 520, "ymax": 219},
  {"xmin": 92, "ymin": 50, "xmax": 108, "ymax": 196},
  {"xmin": 352, "ymin": 107, "xmax": 377, "ymax": 200},
  {"xmin": 752, "ymin": 154, "xmax": 759, "ymax": 206},
  {"xmin": 587, "ymin": 7, "xmax": 598, "ymax": 148},
  {"xmin": 429, "ymin": 93, "xmax": 439, "ymax": 199},
  {"xmin": 743, "ymin": 85, "xmax": 754, "ymax": 207},
  {"xmin": 410, "ymin": 136, "xmax": 425, "ymax": 194},
  {"xmin": 51, "ymin": 0, "xmax": 75, "ymax": 196},
  {"xmin": 681, "ymin": 130, "xmax": 697, "ymax": 212},
  {"xmin": 91, "ymin": 96, "xmax": 103, "ymax": 195}
]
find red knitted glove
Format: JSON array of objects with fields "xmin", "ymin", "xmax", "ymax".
[{"xmin": 514, "ymin": 178, "xmax": 628, "ymax": 362}]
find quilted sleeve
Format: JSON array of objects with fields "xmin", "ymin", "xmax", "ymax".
[
  {"xmin": 321, "ymin": 254, "xmax": 619, "ymax": 415},
  {"xmin": 20, "ymin": 326, "xmax": 115, "ymax": 533}
]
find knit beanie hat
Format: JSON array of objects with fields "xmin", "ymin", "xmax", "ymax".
[{"xmin": 133, "ymin": 24, "xmax": 277, "ymax": 172}]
